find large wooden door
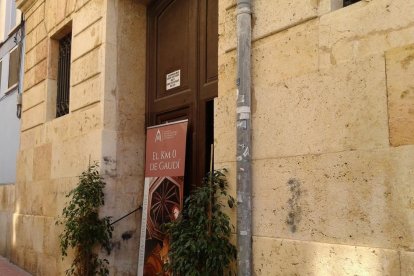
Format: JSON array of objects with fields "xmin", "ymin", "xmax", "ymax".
[{"xmin": 147, "ymin": 0, "xmax": 218, "ymax": 190}]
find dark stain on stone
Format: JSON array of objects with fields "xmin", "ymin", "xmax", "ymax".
[
  {"xmin": 286, "ymin": 178, "xmax": 302, "ymax": 233},
  {"xmin": 122, "ymin": 230, "xmax": 134, "ymax": 241}
]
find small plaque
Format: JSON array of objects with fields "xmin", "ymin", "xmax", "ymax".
[{"xmin": 166, "ymin": 70, "xmax": 181, "ymax": 90}]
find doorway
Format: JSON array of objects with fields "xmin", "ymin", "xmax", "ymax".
[{"xmin": 146, "ymin": 0, "xmax": 218, "ymax": 190}]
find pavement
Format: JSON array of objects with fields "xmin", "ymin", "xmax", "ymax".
[{"xmin": 0, "ymin": 256, "xmax": 31, "ymax": 276}]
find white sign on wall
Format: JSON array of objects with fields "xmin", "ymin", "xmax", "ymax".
[{"xmin": 166, "ymin": 69, "xmax": 181, "ymax": 90}]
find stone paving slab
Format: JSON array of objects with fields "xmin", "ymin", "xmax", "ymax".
[{"xmin": 0, "ymin": 256, "xmax": 31, "ymax": 276}]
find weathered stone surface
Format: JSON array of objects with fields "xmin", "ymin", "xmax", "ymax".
[
  {"xmin": 222, "ymin": 0, "xmax": 318, "ymax": 53},
  {"xmin": 319, "ymin": 0, "xmax": 414, "ymax": 68},
  {"xmin": 247, "ymin": 146, "xmax": 414, "ymax": 250},
  {"xmin": 33, "ymin": 144, "xmax": 52, "ymax": 181},
  {"xmin": 20, "ymin": 125, "xmax": 46, "ymax": 151},
  {"xmin": 386, "ymin": 44, "xmax": 414, "ymax": 146},
  {"xmin": 25, "ymin": 37, "xmax": 48, "ymax": 73},
  {"xmin": 50, "ymin": 130, "xmax": 102, "ymax": 179},
  {"xmin": 25, "ymin": 21, "xmax": 47, "ymax": 53},
  {"xmin": 72, "ymin": 0, "xmax": 104, "ymax": 36},
  {"xmin": 21, "ymin": 102, "xmax": 46, "ymax": 131},
  {"xmin": 70, "ymin": 74, "xmax": 101, "ymax": 112},
  {"xmin": 22, "ymin": 80, "xmax": 46, "ymax": 112},
  {"xmin": 24, "ymin": 2, "xmax": 45, "ymax": 38},
  {"xmin": 252, "ymin": 19, "xmax": 319, "ymax": 87},
  {"xmin": 253, "ymin": 237, "xmax": 400, "ymax": 275},
  {"xmin": 71, "ymin": 47, "xmax": 102, "ymax": 86},
  {"xmin": 401, "ymin": 251, "xmax": 414, "ymax": 276},
  {"xmin": 252, "ymin": 55, "xmax": 388, "ymax": 160},
  {"xmin": 72, "ymin": 19, "xmax": 102, "ymax": 61},
  {"xmin": 24, "ymin": 58, "xmax": 47, "ymax": 91}
]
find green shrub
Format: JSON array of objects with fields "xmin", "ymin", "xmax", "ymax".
[
  {"xmin": 164, "ymin": 169, "xmax": 237, "ymax": 276},
  {"xmin": 56, "ymin": 163, "xmax": 113, "ymax": 276}
]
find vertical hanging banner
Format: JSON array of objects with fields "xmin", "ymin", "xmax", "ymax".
[{"xmin": 138, "ymin": 120, "xmax": 188, "ymax": 276}]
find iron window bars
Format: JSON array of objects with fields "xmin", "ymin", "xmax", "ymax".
[{"xmin": 56, "ymin": 33, "xmax": 72, "ymax": 118}]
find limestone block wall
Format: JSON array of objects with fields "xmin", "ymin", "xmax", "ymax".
[
  {"xmin": 216, "ymin": 0, "xmax": 414, "ymax": 275},
  {"xmin": 0, "ymin": 185, "xmax": 15, "ymax": 259},
  {"xmin": 100, "ymin": 0, "xmax": 147, "ymax": 274}
]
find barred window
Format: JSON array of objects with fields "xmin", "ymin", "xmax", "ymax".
[
  {"xmin": 8, "ymin": 45, "xmax": 21, "ymax": 89},
  {"xmin": 344, "ymin": 0, "xmax": 361, "ymax": 7},
  {"xmin": 56, "ymin": 33, "xmax": 72, "ymax": 118}
]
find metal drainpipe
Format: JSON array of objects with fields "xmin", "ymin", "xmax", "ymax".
[
  {"xmin": 236, "ymin": 0, "xmax": 252, "ymax": 275},
  {"xmin": 16, "ymin": 15, "xmax": 25, "ymax": 119}
]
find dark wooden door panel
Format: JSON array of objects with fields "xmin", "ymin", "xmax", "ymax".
[
  {"xmin": 147, "ymin": 0, "xmax": 218, "ymax": 188},
  {"xmin": 156, "ymin": 0, "xmax": 196, "ymax": 98}
]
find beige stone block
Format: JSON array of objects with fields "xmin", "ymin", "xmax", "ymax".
[
  {"xmin": 215, "ymin": 90, "xmax": 236, "ymax": 164},
  {"xmin": 386, "ymin": 44, "xmax": 414, "ymax": 146},
  {"xmin": 252, "ymin": 237, "xmax": 400, "ymax": 275},
  {"xmin": 218, "ymin": 52, "xmax": 236, "ymax": 95},
  {"xmin": 253, "ymin": 55, "xmax": 388, "ymax": 159},
  {"xmin": 24, "ymin": 37, "xmax": 48, "ymax": 73},
  {"xmin": 101, "ymin": 129, "xmax": 117, "ymax": 177},
  {"xmin": 51, "ymin": 130, "xmax": 102, "ymax": 179},
  {"xmin": 24, "ymin": 58, "xmax": 47, "ymax": 91},
  {"xmin": 21, "ymin": 102, "xmax": 46, "ymax": 131},
  {"xmin": 23, "ymin": 0, "xmax": 45, "ymax": 19},
  {"xmin": 71, "ymin": 47, "xmax": 102, "ymax": 86},
  {"xmin": 0, "ymin": 184, "xmax": 15, "ymax": 211},
  {"xmin": 42, "ymin": 216, "xmax": 61, "ymax": 256},
  {"xmin": 70, "ymin": 74, "xmax": 101, "ymax": 112},
  {"xmin": 24, "ymin": 248, "xmax": 38, "ymax": 274},
  {"xmin": 252, "ymin": 18, "xmax": 319, "ymax": 86},
  {"xmin": 65, "ymin": 0, "xmax": 77, "ymax": 17},
  {"xmin": 25, "ymin": 2, "xmax": 45, "ymax": 36},
  {"xmin": 401, "ymin": 251, "xmax": 414, "ymax": 276},
  {"xmin": 73, "ymin": 0, "xmax": 104, "ymax": 36},
  {"xmin": 46, "ymin": 177, "xmax": 78, "ymax": 218},
  {"xmin": 0, "ymin": 211, "xmax": 12, "ymax": 257},
  {"xmin": 25, "ymin": 21, "xmax": 47, "ymax": 53},
  {"xmin": 68, "ymin": 102, "xmax": 102, "ymax": 138},
  {"xmin": 222, "ymin": 1, "xmax": 318, "ymax": 53},
  {"xmin": 36, "ymin": 253, "xmax": 58, "ymax": 276},
  {"xmin": 44, "ymin": 113, "xmax": 71, "ymax": 144},
  {"xmin": 44, "ymin": 0, "xmax": 67, "ymax": 33},
  {"xmin": 252, "ymin": 0, "xmax": 318, "ymax": 40},
  {"xmin": 16, "ymin": 149, "xmax": 34, "ymax": 184},
  {"xmin": 33, "ymin": 144, "xmax": 52, "ymax": 181},
  {"xmin": 20, "ymin": 126, "xmax": 45, "ymax": 151},
  {"xmin": 220, "ymin": 6, "xmax": 236, "ymax": 53},
  {"xmin": 22, "ymin": 80, "xmax": 46, "ymax": 112},
  {"xmin": 247, "ymin": 146, "xmax": 414, "ymax": 250},
  {"xmin": 45, "ymin": 79, "xmax": 57, "ymax": 121},
  {"xmin": 114, "ymin": 131, "xmax": 145, "ymax": 178},
  {"xmin": 72, "ymin": 19, "xmax": 103, "ymax": 61},
  {"xmin": 102, "ymin": 42, "xmax": 117, "ymax": 101},
  {"xmin": 319, "ymin": 0, "xmax": 414, "ymax": 67}
]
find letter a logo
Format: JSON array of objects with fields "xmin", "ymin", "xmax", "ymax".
[{"xmin": 155, "ymin": 129, "xmax": 162, "ymax": 142}]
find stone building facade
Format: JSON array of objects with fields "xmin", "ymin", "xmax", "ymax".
[{"xmin": 0, "ymin": 0, "xmax": 412, "ymax": 275}]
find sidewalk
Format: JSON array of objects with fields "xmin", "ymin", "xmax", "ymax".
[{"xmin": 0, "ymin": 256, "xmax": 31, "ymax": 276}]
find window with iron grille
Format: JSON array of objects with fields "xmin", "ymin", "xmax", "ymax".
[
  {"xmin": 344, "ymin": 0, "xmax": 361, "ymax": 7},
  {"xmin": 56, "ymin": 33, "xmax": 72, "ymax": 118}
]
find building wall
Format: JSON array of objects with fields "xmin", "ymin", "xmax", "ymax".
[
  {"xmin": 13, "ymin": 0, "xmax": 147, "ymax": 274},
  {"xmin": 0, "ymin": 0, "xmax": 22, "ymax": 185},
  {"xmin": 216, "ymin": 0, "xmax": 414, "ymax": 275},
  {"xmin": 9, "ymin": 0, "xmax": 414, "ymax": 275}
]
